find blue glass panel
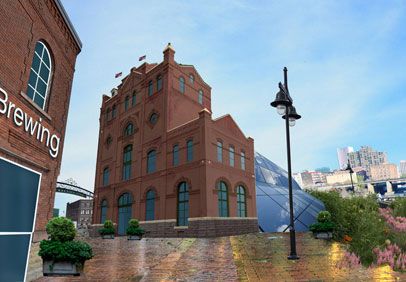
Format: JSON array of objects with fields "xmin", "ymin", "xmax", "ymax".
[{"xmin": 0, "ymin": 235, "xmax": 31, "ymax": 282}]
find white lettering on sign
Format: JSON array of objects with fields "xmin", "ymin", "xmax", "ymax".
[{"xmin": 0, "ymin": 87, "xmax": 60, "ymax": 158}]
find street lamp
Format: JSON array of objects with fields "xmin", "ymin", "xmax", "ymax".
[
  {"xmin": 345, "ymin": 160, "xmax": 355, "ymax": 191},
  {"xmin": 270, "ymin": 67, "xmax": 301, "ymax": 260}
]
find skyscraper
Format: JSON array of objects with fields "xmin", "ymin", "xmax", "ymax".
[
  {"xmin": 337, "ymin": 147, "xmax": 354, "ymax": 170},
  {"xmin": 348, "ymin": 146, "xmax": 388, "ymax": 177},
  {"xmin": 400, "ymin": 160, "xmax": 406, "ymax": 177}
]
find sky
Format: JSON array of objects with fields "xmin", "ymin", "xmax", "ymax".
[{"xmin": 55, "ymin": 0, "xmax": 406, "ymax": 213}]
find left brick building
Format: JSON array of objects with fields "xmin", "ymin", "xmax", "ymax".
[{"xmin": 0, "ymin": 0, "xmax": 81, "ymax": 241}]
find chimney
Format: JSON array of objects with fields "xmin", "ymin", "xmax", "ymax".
[{"xmin": 163, "ymin": 42, "xmax": 175, "ymax": 64}]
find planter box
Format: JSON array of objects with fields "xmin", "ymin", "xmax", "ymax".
[
  {"xmin": 127, "ymin": 235, "xmax": 142, "ymax": 240},
  {"xmin": 102, "ymin": 234, "xmax": 114, "ymax": 239},
  {"xmin": 43, "ymin": 260, "xmax": 82, "ymax": 276},
  {"xmin": 314, "ymin": 231, "xmax": 333, "ymax": 240}
]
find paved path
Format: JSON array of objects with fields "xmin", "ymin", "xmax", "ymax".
[{"xmin": 33, "ymin": 233, "xmax": 406, "ymax": 281}]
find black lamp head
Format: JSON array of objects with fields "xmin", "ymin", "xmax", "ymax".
[
  {"xmin": 282, "ymin": 105, "xmax": 301, "ymax": 120},
  {"xmin": 270, "ymin": 82, "xmax": 292, "ymax": 108}
]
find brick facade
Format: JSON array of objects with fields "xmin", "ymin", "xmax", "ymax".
[
  {"xmin": 0, "ymin": 0, "xmax": 81, "ymax": 240},
  {"xmin": 92, "ymin": 44, "xmax": 258, "ymax": 237}
]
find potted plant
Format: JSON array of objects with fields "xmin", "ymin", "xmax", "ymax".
[
  {"xmin": 309, "ymin": 211, "xmax": 335, "ymax": 239},
  {"xmin": 39, "ymin": 217, "xmax": 93, "ymax": 276},
  {"xmin": 126, "ymin": 219, "xmax": 145, "ymax": 240},
  {"xmin": 98, "ymin": 220, "xmax": 115, "ymax": 239}
]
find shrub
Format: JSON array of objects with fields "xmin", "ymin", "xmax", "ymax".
[
  {"xmin": 390, "ymin": 198, "xmax": 406, "ymax": 217},
  {"xmin": 317, "ymin": 211, "xmax": 332, "ymax": 223},
  {"xmin": 309, "ymin": 221, "xmax": 335, "ymax": 232},
  {"xmin": 126, "ymin": 219, "xmax": 145, "ymax": 236},
  {"xmin": 98, "ymin": 220, "xmax": 115, "ymax": 235},
  {"xmin": 46, "ymin": 217, "xmax": 76, "ymax": 242},
  {"xmin": 39, "ymin": 240, "xmax": 93, "ymax": 266}
]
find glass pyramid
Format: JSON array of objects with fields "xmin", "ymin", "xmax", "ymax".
[{"xmin": 255, "ymin": 152, "xmax": 325, "ymax": 232}]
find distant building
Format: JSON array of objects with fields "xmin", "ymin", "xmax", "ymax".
[
  {"xmin": 370, "ymin": 163, "xmax": 399, "ymax": 181},
  {"xmin": 300, "ymin": 171, "xmax": 326, "ymax": 187},
  {"xmin": 337, "ymin": 147, "xmax": 354, "ymax": 170},
  {"xmin": 52, "ymin": 209, "xmax": 59, "ymax": 218},
  {"xmin": 293, "ymin": 173, "xmax": 303, "ymax": 188},
  {"xmin": 326, "ymin": 170, "xmax": 358, "ymax": 185},
  {"xmin": 66, "ymin": 200, "xmax": 93, "ymax": 228},
  {"xmin": 400, "ymin": 161, "xmax": 406, "ymax": 177},
  {"xmin": 348, "ymin": 146, "xmax": 388, "ymax": 177}
]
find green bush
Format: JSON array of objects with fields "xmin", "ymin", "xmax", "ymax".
[
  {"xmin": 390, "ymin": 197, "xmax": 406, "ymax": 217},
  {"xmin": 39, "ymin": 240, "xmax": 93, "ymax": 266},
  {"xmin": 98, "ymin": 220, "xmax": 115, "ymax": 235},
  {"xmin": 126, "ymin": 219, "xmax": 145, "ymax": 236},
  {"xmin": 317, "ymin": 211, "xmax": 332, "ymax": 223},
  {"xmin": 309, "ymin": 222, "xmax": 335, "ymax": 232},
  {"xmin": 46, "ymin": 217, "xmax": 76, "ymax": 242}
]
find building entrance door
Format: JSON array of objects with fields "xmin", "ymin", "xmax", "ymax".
[{"xmin": 117, "ymin": 193, "xmax": 132, "ymax": 235}]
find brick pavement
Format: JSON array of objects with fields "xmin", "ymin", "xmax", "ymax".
[{"xmin": 33, "ymin": 233, "xmax": 406, "ymax": 282}]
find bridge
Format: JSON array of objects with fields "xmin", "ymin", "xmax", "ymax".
[{"xmin": 56, "ymin": 180, "xmax": 94, "ymax": 198}]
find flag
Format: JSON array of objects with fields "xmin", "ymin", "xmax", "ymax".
[
  {"xmin": 115, "ymin": 72, "xmax": 122, "ymax": 78},
  {"xmin": 139, "ymin": 55, "xmax": 146, "ymax": 61}
]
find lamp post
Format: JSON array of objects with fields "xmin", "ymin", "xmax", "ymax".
[
  {"xmin": 345, "ymin": 160, "xmax": 355, "ymax": 191},
  {"xmin": 270, "ymin": 67, "xmax": 301, "ymax": 260}
]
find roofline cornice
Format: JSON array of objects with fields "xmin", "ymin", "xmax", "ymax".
[{"xmin": 53, "ymin": 0, "xmax": 82, "ymax": 50}]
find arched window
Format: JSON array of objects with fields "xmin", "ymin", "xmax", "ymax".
[
  {"xmin": 173, "ymin": 144, "xmax": 179, "ymax": 166},
  {"xmin": 241, "ymin": 151, "xmax": 246, "ymax": 171},
  {"xmin": 218, "ymin": 181, "xmax": 229, "ymax": 217},
  {"xmin": 118, "ymin": 193, "xmax": 132, "ymax": 235},
  {"xmin": 186, "ymin": 140, "xmax": 193, "ymax": 162},
  {"xmin": 177, "ymin": 182, "xmax": 189, "ymax": 226},
  {"xmin": 27, "ymin": 41, "xmax": 52, "ymax": 109},
  {"xmin": 122, "ymin": 145, "xmax": 132, "ymax": 180},
  {"xmin": 124, "ymin": 123, "xmax": 134, "ymax": 136},
  {"xmin": 179, "ymin": 77, "xmax": 185, "ymax": 93},
  {"xmin": 100, "ymin": 200, "xmax": 108, "ymax": 224},
  {"xmin": 148, "ymin": 80, "xmax": 153, "ymax": 96},
  {"xmin": 237, "ymin": 186, "xmax": 247, "ymax": 217},
  {"xmin": 102, "ymin": 167, "xmax": 109, "ymax": 186},
  {"xmin": 189, "ymin": 74, "xmax": 194, "ymax": 84},
  {"xmin": 147, "ymin": 150, "xmax": 156, "ymax": 173},
  {"xmin": 132, "ymin": 91, "xmax": 137, "ymax": 106},
  {"xmin": 106, "ymin": 108, "xmax": 111, "ymax": 121},
  {"xmin": 217, "ymin": 141, "xmax": 223, "ymax": 162},
  {"xmin": 149, "ymin": 113, "xmax": 158, "ymax": 125},
  {"xmin": 145, "ymin": 190, "xmax": 156, "ymax": 221},
  {"xmin": 112, "ymin": 104, "xmax": 117, "ymax": 118},
  {"xmin": 229, "ymin": 146, "xmax": 235, "ymax": 167},
  {"xmin": 157, "ymin": 75, "xmax": 162, "ymax": 91},
  {"xmin": 124, "ymin": 96, "xmax": 129, "ymax": 111},
  {"xmin": 198, "ymin": 90, "xmax": 203, "ymax": 105}
]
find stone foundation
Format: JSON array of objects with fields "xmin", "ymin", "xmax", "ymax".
[{"xmin": 140, "ymin": 217, "xmax": 258, "ymax": 238}]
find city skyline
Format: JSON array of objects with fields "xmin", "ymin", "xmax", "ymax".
[{"xmin": 57, "ymin": 0, "xmax": 406, "ymax": 195}]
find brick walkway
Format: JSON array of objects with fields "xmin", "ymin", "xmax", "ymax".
[{"xmin": 33, "ymin": 233, "xmax": 406, "ymax": 282}]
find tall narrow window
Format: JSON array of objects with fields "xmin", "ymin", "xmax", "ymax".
[
  {"xmin": 106, "ymin": 108, "xmax": 111, "ymax": 121},
  {"xmin": 124, "ymin": 96, "xmax": 129, "ymax": 111},
  {"xmin": 177, "ymin": 182, "xmax": 189, "ymax": 226},
  {"xmin": 147, "ymin": 150, "xmax": 156, "ymax": 173},
  {"xmin": 218, "ymin": 181, "xmax": 229, "ymax": 217},
  {"xmin": 241, "ymin": 151, "xmax": 246, "ymax": 171},
  {"xmin": 179, "ymin": 77, "xmax": 185, "ymax": 93},
  {"xmin": 237, "ymin": 186, "xmax": 247, "ymax": 217},
  {"xmin": 198, "ymin": 90, "xmax": 203, "ymax": 105},
  {"xmin": 112, "ymin": 104, "xmax": 117, "ymax": 118},
  {"xmin": 217, "ymin": 141, "xmax": 223, "ymax": 163},
  {"xmin": 148, "ymin": 80, "xmax": 153, "ymax": 96},
  {"xmin": 100, "ymin": 200, "xmax": 108, "ymax": 224},
  {"xmin": 132, "ymin": 91, "xmax": 137, "ymax": 106},
  {"xmin": 173, "ymin": 144, "xmax": 179, "ymax": 166},
  {"xmin": 189, "ymin": 74, "xmax": 194, "ymax": 83},
  {"xmin": 102, "ymin": 167, "xmax": 109, "ymax": 186},
  {"xmin": 186, "ymin": 140, "xmax": 193, "ymax": 162},
  {"xmin": 118, "ymin": 193, "xmax": 132, "ymax": 235},
  {"xmin": 124, "ymin": 123, "xmax": 134, "ymax": 136},
  {"xmin": 27, "ymin": 41, "xmax": 52, "ymax": 109},
  {"xmin": 229, "ymin": 146, "xmax": 235, "ymax": 167},
  {"xmin": 122, "ymin": 145, "xmax": 132, "ymax": 180},
  {"xmin": 157, "ymin": 75, "xmax": 162, "ymax": 91},
  {"xmin": 145, "ymin": 190, "xmax": 156, "ymax": 221}
]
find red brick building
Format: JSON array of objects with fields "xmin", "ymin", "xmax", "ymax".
[
  {"xmin": 0, "ymin": 0, "xmax": 81, "ymax": 240},
  {"xmin": 92, "ymin": 44, "xmax": 257, "ymax": 237}
]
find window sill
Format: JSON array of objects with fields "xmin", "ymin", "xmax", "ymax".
[{"xmin": 20, "ymin": 91, "xmax": 52, "ymax": 121}]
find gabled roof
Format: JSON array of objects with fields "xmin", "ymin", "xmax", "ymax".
[
  {"xmin": 178, "ymin": 64, "xmax": 211, "ymax": 89},
  {"xmin": 213, "ymin": 114, "xmax": 248, "ymax": 140}
]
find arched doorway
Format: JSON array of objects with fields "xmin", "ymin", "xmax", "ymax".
[{"xmin": 118, "ymin": 193, "xmax": 132, "ymax": 235}]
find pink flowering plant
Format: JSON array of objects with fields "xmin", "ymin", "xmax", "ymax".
[{"xmin": 373, "ymin": 242, "xmax": 406, "ymax": 271}]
